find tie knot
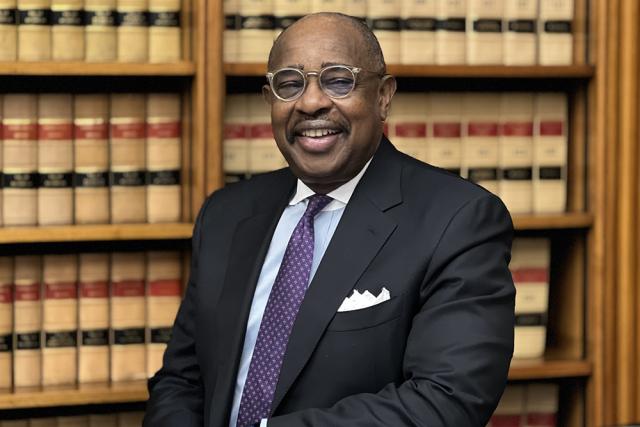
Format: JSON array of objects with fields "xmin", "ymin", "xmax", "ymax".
[{"xmin": 304, "ymin": 194, "xmax": 332, "ymax": 218}]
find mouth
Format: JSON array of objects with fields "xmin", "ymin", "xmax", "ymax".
[{"xmin": 291, "ymin": 122, "xmax": 345, "ymax": 153}]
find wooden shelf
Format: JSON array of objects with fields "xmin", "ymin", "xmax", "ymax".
[
  {"xmin": 224, "ymin": 63, "xmax": 595, "ymax": 79},
  {"xmin": 508, "ymin": 358, "xmax": 592, "ymax": 380},
  {"xmin": 0, "ymin": 62, "xmax": 196, "ymax": 77},
  {"xmin": 0, "ymin": 223, "xmax": 193, "ymax": 244},
  {"xmin": 513, "ymin": 212, "xmax": 594, "ymax": 230}
]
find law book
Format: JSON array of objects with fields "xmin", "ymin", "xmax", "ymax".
[
  {"xmin": 0, "ymin": 94, "xmax": 3, "ymax": 227},
  {"xmin": 538, "ymin": 0, "xmax": 573, "ymax": 65},
  {"xmin": 116, "ymin": 412, "xmax": 144, "ymax": 427},
  {"xmin": 400, "ymin": 0, "xmax": 436, "ymax": 65},
  {"xmin": 13, "ymin": 255, "xmax": 41, "ymax": 388},
  {"xmin": 51, "ymin": 0, "xmax": 84, "ymax": 60},
  {"xmin": 85, "ymin": 0, "xmax": 117, "ymax": 62},
  {"xmin": 146, "ymin": 251, "xmax": 181, "ymax": 377},
  {"xmin": 388, "ymin": 93, "xmax": 428, "ymax": 162},
  {"xmin": 425, "ymin": 92, "xmax": 462, "ymax": 175},
  {"xmin": 273, "ymin": 0, "xmax": 309, "ymax": 38},
  {"xmin": 148, "ymin": 0, "xmax": 180, "ymax": 63},
  {"xmin": 237, "ymin": 0, "xmax": 274, "ymax": 63},
  {"xmin": 74, "ymin": 94, "xmax": 110, "ymax": 224},
  {"xmin": 110, "ymin": 93, "xmax": 147, "ymax": 223},
  {"xmin": 310, "ymin": 0, "xmax": 344, "ymax": 13},
  {"xmin": 461, "ymin": 93, "xmax": 500, "ymax": 194},
  {"xmin": 57, "ymin": 416, "xmax": 90, "ymax": 427},
  {"xmin": 342, "ymin": 0, "xmax": 365, "ymax": 20},
  {"xmin": 0, "ymin": 257, "xmax": 12, "ymax": 390},
  {"xmin": 499, "ymin": 93, "xmax": 534, "ymax": 214},
  {"xmin": 0, "ymin": 0, "xmax": 18, "ymax": 61},
  {"xmin": 503, "ymin": 0, "xmax": 536, "ymax": 65},
  {"xmin": 110, "ymin": 252, "xmax": 146, "ymax": 382},
  {"xmin": 223, "ymin": 94, "xmax": 249, "ymax": 180},
  {"xmin": 510, "ymin": 238, "xmax": 550, "ymax": 359},
  {"xmin": 533, "ymin": 93, "xmax": 567, "ymax": 213},
  {"xmin": 435, "ymin": 0, "xmax": 466, "ymax": 64},
  {"xmin": 27, "ymin": 419, "xmax": 57, "ymax": 427},
  {"xmin": 1, "ymin": 421, "xmax": 29, "ymax": 427},
  {"xmin": 524, "ymin": 383, "xmax": 558, "ymax": 427},
  {"xmin": 368, "ymin": 0, "xmax": 401, "ymax": 65},
  {"xmin": 37, "ymin": 94, "xmax": 74, "ymax": 226},
  {"xmin": 42, "ymin": 254, "xmax": 78, "ymax": 386},
  {"xmin": 466, "ymin": 0, "xmax": 503, "ymax": 64},
  {"xmin": 490, "ymin": 385, "xmax": 525, "ymax": 427},
  {"xmin": 223, "ymin": 0, "xmax": 238, "ymax": 63},
  {"xmin": 2, "ymin": 94, "xmax": 38, "ymax": 226},
  {"xmin": 116, "ymin": 0, "xmax": 148, "ymax": 62},
  {"xmin": 17, "ymin": 0, "xmax": 52, "ymax": 61},
  {"xmin": 247, "ymin": 94, "xmax": 286, "ymax": 174},
  {"xmin": 88, "ymin": 415, "xmax": 118, "ymax": 427}
]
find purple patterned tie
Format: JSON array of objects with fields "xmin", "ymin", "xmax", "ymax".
[{"xmin": 236, "ymin": 194, "xmax": 333, "ymax": 427}]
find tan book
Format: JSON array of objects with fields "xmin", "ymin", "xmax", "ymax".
[
  {"xmin": 223, "ymin": 0, "xmax": 238, "ymax": 63},
  {"xmin": 237, "ymin": 0, "xmax": 274, "ymax": 63},
  {"xmin": 110, "ymin": 252, "xmax": 146, "ymax": 382},
  {"xmin": 400, "ymin": 0, "xmax": 436, "ymax": 65},
  {"xmin": 2, "ymin": 94, "xmax": 38, "ymax": 226},
  {"xmin": 247, "ymin": 94, "xmax": 286, "ymax": 174},
  {"xmin": 368, "ymin": 0, "xmax": 401, "ymax": 65},
  {"xmin": 466, "ymin": 0, "xmax": 503, "ymax": 64},
  {"xmin": 110, "ymin": 93, "xmax": 146, "ymax": 223},
  {"xmin": 78, "ymin": 253, "xmax": 110, "ymax": 384},
  {"xmin": 273, "ymin": 0, "xmax": 309, "ymax": 38},
  {"xmin": 116, "ymin": 0, "xmax": 148, "ymax": 62},
  {"xmin": 38, "ymin": 94, "xmax": 73, "ymax": 226},
  {"xmin": 490, "ymin": 385, "xmax": 525, "ymax": 426},
  {"xmin": 17, "ymin": 0, "xmax": 52, "ymax": 61},
  {"xmin": 503, "ymin": 0, "xmax": 536, "ymax": 65},
  {"xmin": 1, "ymin": 421, "xmax": 29, "ymax": 427},
  {"xmin": 342, "ymin": 0, "xmax": 365, "ymax": 19},
  {"xmin": 74, "ymin": 94, "xmax": 110, "ymax": 224},
  {"xmin": 88, "ymin": 415, "xmax": 118, "ymax": 427},
  {"xmin": 28, "ymin": 420, "xmax": 57, "ymax": 427},
  {"xmin": 223, "ymin": 94, "xmax": 249, "ymax": 180},
  {"xmin": 538, "ymin": 0, "xmax": 573, "ymax": 65},
  {"xmin": 148, "ymin": 0, "xmax": 180, "ymax": 63},
  {"xmin": 310, "ymin": 0, "xmax": 344, "ymax": 13},
  {"xmin": 51, "ymin": 0, "xmax": 84, "ymax": 60},
  {"xmin": 42, "ymin": 254, "xmax": 78, "ymax": 386},
  {"xmin": 388, "ymin": 93, "xmax": 428, "ymax": 162},
  {"xmin": 525, "ymin": 383, "xmax": 558, "ymax": 427},
  {"xmin": 146, "ymin": 93, "xmax": 181, "ymax": 223},
  {"xmin": 116, "ymin": 412, "xmax": 144, "ymax": 427},
  {"xmin": 0, "ymin": 0, "xmax": 17, "ymax": 61},
  {"xmin": 57, "ymin": 416, "xmax": 90, "ymax": 427},
  {"xmin": 435, "ymin": 0, "xmax": 466, "ymax": 64},
  {"xmin": 13, "ymin": 255, "xmax": 41, "ymax": 388},
  {"xmin": 426, "ymin": 92, "xmax": 462, "ymax": 175},
  {"xmin": 85, "ymin": 0, "xmax": 117, "ymax": 62},
  {"xmin": 0, "ymin": 257, "xmax": 12, "ymax": 390}
]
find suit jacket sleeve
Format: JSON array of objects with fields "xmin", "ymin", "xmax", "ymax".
[{"xmin": 268, "ymin": 193, "xmax": 515, "ymax": 427}]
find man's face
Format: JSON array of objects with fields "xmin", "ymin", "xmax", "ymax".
[{"xmin": 263, "ymin": 17, "xmax": 396, "ymax": 193}]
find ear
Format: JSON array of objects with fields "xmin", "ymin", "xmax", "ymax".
[
  {"xmin": 377, "ymin": 75, "xmax": 397, "ymax": 122},
  {"xmin": 262, "ymin": 84, "xmax": 273, "ymax": 105}
]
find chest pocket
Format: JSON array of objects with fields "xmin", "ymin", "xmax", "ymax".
[{"xmin": 326, "ymin": 293, "xmax": 406, "ymax": 332}]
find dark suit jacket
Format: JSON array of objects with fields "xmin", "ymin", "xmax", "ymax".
[{"xmin": 144, "ymin": 137, "xmax": 515, "ymax": 427}]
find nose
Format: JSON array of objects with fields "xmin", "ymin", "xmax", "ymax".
[{"xmin": 295, "ymin": 75, "xmax": 333, "ymax": 115}]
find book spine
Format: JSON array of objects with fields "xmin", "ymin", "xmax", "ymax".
[
  {"xmin": 0, "ymin": 93, "xmax": 3, "ymax": 227},
  {"xmin": 51, "ymin": 0, "xmax": 84, "ymax": 61},
  {"xmin": 223, "ymin": 94, "xmax": 249, "ymax": 180},
  {"xmin": 17, "ymin": 0, "xmax": 52, "ymax": 61},
  {"xmin": 116, "ymin": 0, "xmax": 148, "ymax": 62},
  {"xmin": 524, "ymin": 383, "xmax": 559, "ymax": 427},
  {"xmin": 400, "ymin": 0, "xmax": 436, "ymax": 65},
  {"xmin": 435, "ymin": 0, "xmax": 466, "ymax": 64},
  {"xmin": 85, "ymin": 0, "xmax": 117, "ymax": 62},
  {"xmin": 13, "ymin": 256, "xmax": 41, "ymax": 388},
  {"xmin": 237, "ymin": 0, "xmax": 274, "ymax": 63},
  {"xmin": 367, "ymin": 0, "xmax": 401, "ymax": 65},
  {"xmin": 466, "ymin": 0, "xmax": 503, "ymax": 65},
  {"xmin": 490, "ymin": 385, "xmax": 525, "ymax": 427},
  {"xmin": 0, "ymin": 257, "xmax": 12, "ymax": 390},
  {"xmin": 223, "ymin": 0, "xmax": 238, "ymax": 63},
  {"xmin": 88, "ymin": 414, "xmax": 118, "ymax": 427},
  {"xmin": 538, "ymin": 0, "xmax": 573, "ymax": 65},
  {"xmin": 148, "ymin": 0, "xmax": 180, "ymax": 63},
  {"xmin": 0, "ymin": 1, "xmax": 18, "ymax": 61},
  {"xmin": 342, "ymin": 0, "xmax": 366, "ymax": 20},
  {"xmin": 426, "ymin": 93, "xmax": 462, "ymax": 175},
  {"xmin": 388, "ymin": 93, "xmax": 429, "ymax": 161},
  {"xmin": 248, "ymin": 94, "xmax": 286, "ymax": 173},
  {"xmin": 503, "ymin": 0, "xmax": 536, "ymax": 65},
  {"xmin": 310, "ymin": 0, "xmax": 344, "ymax": 13},
  {"xmin": 273, "ymin": 0, "xmax": 309, "ymax": 38},
  {"xmin": 56, "ymin": 416, "xmax": 90, "ymax": 427}
]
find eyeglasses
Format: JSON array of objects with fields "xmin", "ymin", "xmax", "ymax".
[{"xmin": 266, "ymin": 64, "xmax": 381, "ymax": 102}]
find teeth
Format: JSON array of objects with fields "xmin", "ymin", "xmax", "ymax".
[{"xmin": 300, "ymin": 128, "xmax": 339, "ymax": 138}]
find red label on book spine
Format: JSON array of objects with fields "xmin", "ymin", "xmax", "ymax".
[
  {"xmin": 80, "ymin": 281, "xmax": 109, "ymax": 298},
  {"xmin": 250, "ymin": 124, "xmax": 274, "ymax": 139},
  {"xmin": 111, "ymin": 122, "xmax": 146, "ymax": 139},
  {"xmin": 491, "ymin": 414, "xmax": 522, "ymax": 427},
  {"xmin": 45, "ymin": 282, "xmax": 77, "ymax": 299},
  {"xmin": 38, "ymin": 123, "xmax": 73, "ymax": 140},
  {"xmin": 467, "ymin": 122, "xmax": 499, "ymax": 136},
  {"xmin": 511, "ymin": 268, "xmax": 549, "ymax": 283},
  {"xmin": 112, "ymin": 280, "xmax": 145, "ymax": 297},
  {"xmin": 147, "ymin": 122, "xmax": 181, "ymax": 138},
  {"xmin": 149, "ymin": 279, "xmax": 181, "ymax": 297},
  {"xmin": 15, "ymin": 283, "xmax": 40, "ymax": 301},
  {"xmin": 224, "ymin": 124, "xmax": 247, "ymax": 139},
  {"xmin": 75, "ymin": 123, "xmax": 109, "ymax": 140},
  {"xmin": 539, "ymin": 121, "xmax": 564, "ymax": 136},
  {"xmin": 0, "ymin": 284, "xmax": 12, "ymax": 303},
  {"xmin": 501, "ymin": 122, "xmax": 534, "ymax": 136},
  {"xmin": 2, "ymin": 123, "xmax": 38, "ymax": 140},
  {"xmin": 395, "ymin": 122, "xmax": 427, "ymax": 138},
  {"xmin": 526, "ymin": 413, "xmax": 556, "ymax": 426},
  {"xmin": 433, "ymin": 122, "xmax": 461, "ymax": 138}
]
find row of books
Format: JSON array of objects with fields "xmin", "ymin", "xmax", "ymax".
[
  {"xmin": 488, "ymin": 383, "xmax": 558, "ymax": 427},
  {"xmin": 0, "ymin": 93, "xmax": 182, "ymax": 225},
  {"xmin": 0, "ymin": 251, "xmax": 183, "ymax": 390},
  {"xmin": 0, "ymin": 0, "xmax": 181, "ymax": 63},
  {"xmin": 224, "ymin": 0, "xmax": 574, "ymax": 65},
  {"xmin": 224, "ymin": 92, "xmax": 568, "ymax": 214},
  {"xmin": 0, "ymin": 412, "xmax": 144, "ymax": 427}
]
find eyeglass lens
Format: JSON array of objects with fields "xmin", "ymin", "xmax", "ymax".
[{"xmin": 272, "ymin": 66, "xmax": 356, "ymax": 100}]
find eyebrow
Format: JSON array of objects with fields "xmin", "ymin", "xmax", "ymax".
[{"xmin": 281, "ymin": 62, "xmax": 356, "ymax": 70}]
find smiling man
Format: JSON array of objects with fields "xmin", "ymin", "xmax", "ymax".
[{"xmin": 145, "ymin": 13, "xmax": 515, "ymax": 427}]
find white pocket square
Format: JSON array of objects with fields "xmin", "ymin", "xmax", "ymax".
[{"xmin": 337, "ymin": 287, "xmax": 391, "ymax": 312}]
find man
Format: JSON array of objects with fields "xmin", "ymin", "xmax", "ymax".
[{"xmin": 145, "ymin": 13, "xmax": 515, "ymax": 427}]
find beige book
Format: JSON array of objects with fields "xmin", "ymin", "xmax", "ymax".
[
  {"xmin": 13, "ymin": 256, "xmax": 41, "ymax": 388},
  {"xmin": 491, "ymin": 385, "xmax": 525, "ymax": 426},
  {"xmin": 0, "ymin": 0, "xmax": 18, "ymax": 61},
  {"xmin": 499, "ymin": 93, "xmax": 534, "ymax": 214},
  {"xmin": 342, "ymin": 0, "xmax": 365, "ymax": 18},
  {"xmin": 2, "ymin": 94, "xmax": 38, "ymax": 226},
  {"xmin": 223, "ymin": 0, "xmax": 238, "ymax": 63},
  {"xmin": 0, "ymin": 257, "xmax": 12, "ymax": 390},
  {"xmin": 78, "ymin": 253, "xmax": 110, "ymax": 383},
  {"xmin": 88, "ymin": 415, "xmax": 118, "ymax": 427},
  {"xmin": 461, "ymin": 93, "xmax": 500, "ymax": 194},
  {"xmin": 17, "ymin": 0, "xmax": 52, "ymax": 61},
  {"xmin": 117, "ymin": 0, "xmax": 148, "ymax": 62},
  {"xmin": 503, "ymin": 0, "xmax": 536, "ymax": 65},
  {"xmin": 51, "ymin": 0, "xmax": 84, "ymax": 60},
  {"xmin": 525, "ymin": 383, "xmax": 559, "ymax": 427},
  {"xmin": 368, "ymin": 0, "xmax": 401, "ymax": 64},
  {"xmin": 57, "ymin": 416, "xmax": 90, "ymax": 427},
  {"xmin": 237, "ymin": 0, "xmax": 274, "ymax": 63},
  {"xmin": 426, "ymin": 92, "xmax": 462, "ymax": 175},
  {"xmin": 466, "ymin": 0, "xmax": 503, "ymax": 64},
  {"xmin": 148, "ymin": 0, "xmax": 180, "ymax": 63},
  {"xmin": 223, "ymin": 94, "xmax": 249, "ymax": 178},
  {"xmin": 310, "ymin": 0, "xmax": 344, "ymax": 13},
  {"xmin": 85, "ymin": 0, "xmax": 117, "ymax": 62},
  {"xmin": 2, "ymin": 421, "xmax": 29, "ymax": 427},
  {"xmin": 110, "ymin": 252, "xmax": 146, "ymax": 382},
  {"xmin": 400, "ymin": 0, "xmax": 436, "ymax": 65},
  {"xmin": 538, "ymin": 0, "xmax": 573, "ymax": 65},
  {"xmin": 28, "ymin": 420, "xmax": 57, "ymax": 427},
  {"xmin": 273, "ymin": 0, "xmax": 309, "ymax": 38},
  {"xmin": 146, "ymin": 93, "xmax": 181, "ymax": 223},
  {"xmin": 146, "ymin": 251, "xmax": 181, "ymax": 377},
  {"xmin": 116, "ymin": 412, "xmax": 144, "ymax": 427},
  {"xmin": 74, "ymin": 94, "xmax": 110, "ymax": 224},
  {"xmin": 388, "ymin": 93, "xmax": 428, "ymax": 161},
  {"xmin": 435, "ymin": 0, "xmax": 466, "ymax": 64},
  {"xmin": 247, "ymin": 94, "xmax": 286, "ymax": 174},
  {"xmin": 42, "ymin": 254, "xmax": 78, "ymax": 386}
]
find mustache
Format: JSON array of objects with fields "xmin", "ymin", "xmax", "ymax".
[{"xmin": 287, "ymin": 116, "xmax": 349, "ymax": 143}]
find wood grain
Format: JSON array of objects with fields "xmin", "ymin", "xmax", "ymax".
[{"xmin": 0, "ymin": 62, "xmax": 196, "ymax": 76}]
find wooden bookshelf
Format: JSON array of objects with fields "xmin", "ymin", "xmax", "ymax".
[
  {"xmin": 508, "ymin": 359, "xmax": 592, "ymax": 381},
  {"xmin": 0, "ymin": 62, "xmax": 196, "ymax": 77},
  {"xmin": 513, "ymin": 213, "xmax": 594, "ymax": 230}
]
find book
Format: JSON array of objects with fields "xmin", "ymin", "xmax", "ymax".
[
  {"xmin": 310, "ymin": 0, "xmax": 344, "ymax": 13},
  {"xmin": 388, "ymin": 92, "xmax": 428, "ymax": 162},
  {"xmin": 17, "ymin": 0, "xmax": 52, "ymax": 61},
  {"xmin": 248, "ymin": 94, "xmax": 286, "ymax": 174},
  {"xmin": 0, "ymin": 0, "xmax": 17, "ymax": 61},
  {"xmin": 538, "ymin": 0, "xmax": 573, "ymax": 65},
  {"xmin": 0, "ymin": 257, "xmax": 12, "ymax": 390},
  {"xmin": 27, "ymin": 419, "xmax": 57, "ymax": 427},
  {"xmin": 237, "ymin": 0, "xmax": 275, "ymax": 63},
  {"xmin": 499, "ymin": 93, "xmax": 534, "ymax": 214},
  {"xmin": 42, "ymin": 254, "xmax": 78, "ymax": 386},
  {"xmin": 116, "ymin": 412, "xmax": 145, "ymax": 427},
  {"xmin": 74, "ymin": 94, "xmax": 111, "ymax": 224},
  {"xmin": 503, "ymin": 0, "xmax": 536, "ymax": 65},
  {"xmin": 400, "ymin": 0, "xmax": 436, "ymax": 64},
  {"xmin": 524, "ymin": 383, "xmax": 559, "ymax": 427},
  {"xmin": 148, "ymin": 0, "xmax": 181, "ymax": 63},
  {"xmin": 426, "ymin": 92, "xmax": 462, "ymax": 175},
  {"xmin": 223, "ymin": 94, "xmax": 249, "ymax": 180},
  {"xmin": 2, "ymin": 94, "xmax": 38, "ymax": 226},
  {"xmin": 533, "ymin": 93, "xmax": 567, "ymax": 213},
  {"xmin": 57, "ymin": 416, "xmax": 90, "ymax": 427},
  {"xmin": 342, "ymin": 0, "xmax": 366, "ymax": 20},
  {"xmin": 37, "ymin": 94, "xmax": 74, "ymax": 226},
  {"xmin": 0, "ymin": 421, "xmax": 29, "ymax": 427},
  {"xmin": 490, "ymin": 385, "xmax": 525, "ymax": 426},
  {"xmin": 146, "ymin": 93, "xmax": 181, "ymax": 223},
  {"xmin": 0, "ymin": 94, "xmax": 3, "ymax": 227},
  {"xmin": 51, "ymin": 0, "xmax": 84, "ymax": 61},
  {"xmin": 435, "ymin": 0, "xmax": 466, "ymax": 64},
  {"xmin": 116, "ymin": 0, "xmax": 149, "ymax": 62},
  {"xmin": 466, "ymin": 0, "xmax": 503, "ymax": 64},
  {"xmin": 223, "ymin": 0, "xmax": 239, "ymax": 63},
  {"xmin": 273, "ymin": 0, "xmax": 309, "ymax": 38},
  {"xmin": 78, "ymin": 253, "xmax": 110, "ymax": 384},
  {"xmin": 510, "ymin": 238, "xmax": 550, "ymax": 359},
  {"xmin": 85, "ymin": 0, "xmax": 118, "ymax": 62},
  {"xmin": 13, "ymin": 255, "xmax": 41, "ymax": 388},
  {"xmin": 110, "ymin": 93, "xmax": 147, "ymax": 223},
  {"xmin": 368, "ymin": 0, "xmax": 401, "ymax": 65},
  {"xmin": 146, "ymin": 251, "xmax": 181, "ymax": 377},
  {"xmin": 110, "ymin": 252, "xmax": 146, "ymax": 382},
  {"xmin": 88, "ymin": 414, "xmax": 118, "ymax": 427}
]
